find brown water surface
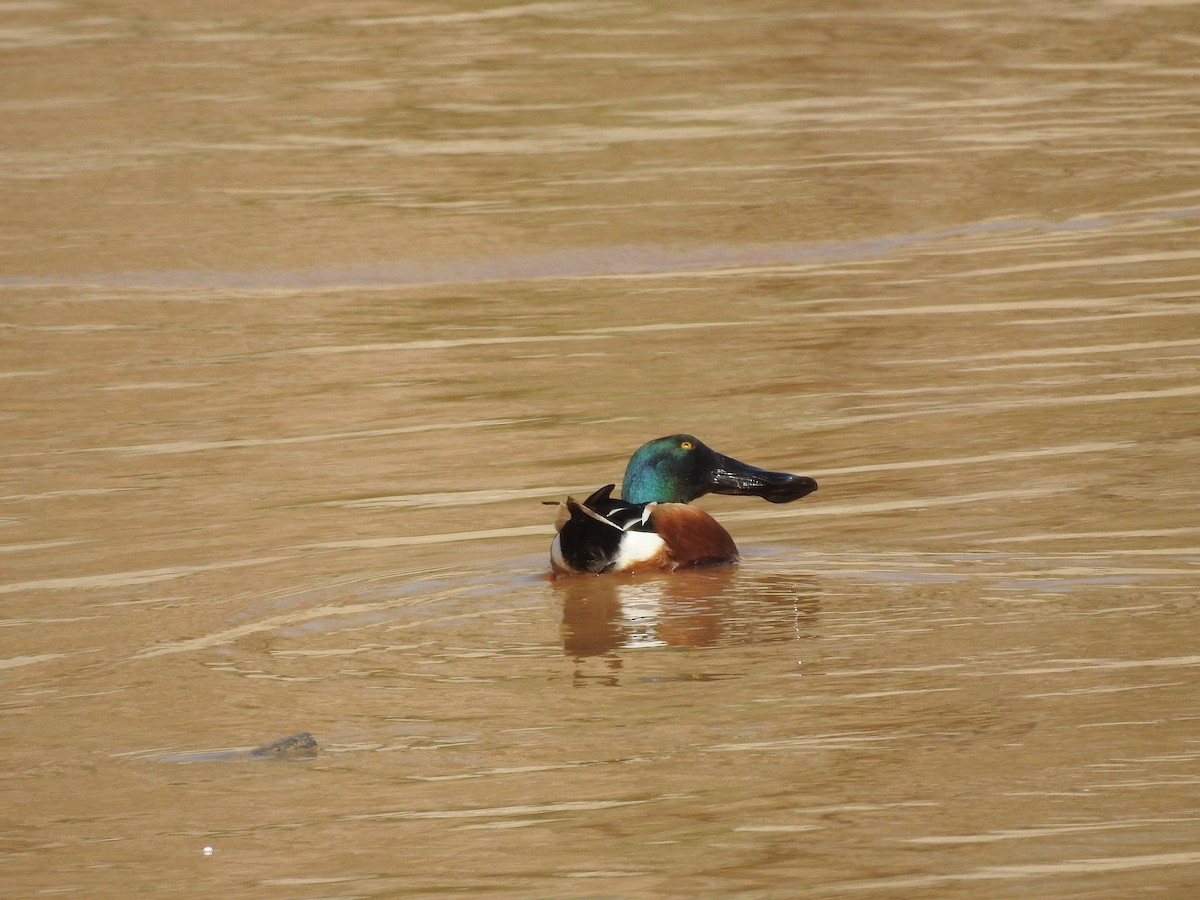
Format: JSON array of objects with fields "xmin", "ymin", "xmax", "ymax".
[{"xmin": 3, "ymin": 1, "xmax": 1200, "ymax": 896}]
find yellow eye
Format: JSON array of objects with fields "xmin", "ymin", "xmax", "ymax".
[{"xmin": 680, "ymin": 440, "xmax": 694, "ymax": 450}]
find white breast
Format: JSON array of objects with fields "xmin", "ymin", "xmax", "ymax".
[{"xmin": 610, "ymin": 529, "xmax": 666, "ymax": 572}]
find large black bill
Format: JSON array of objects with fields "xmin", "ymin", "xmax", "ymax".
[{"xmin": 706, "ymin": 454, "xmax": 818, "ymax": 504}]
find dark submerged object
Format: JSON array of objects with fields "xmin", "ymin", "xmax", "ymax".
[
  {"xmin": 149, "ymin": 731, "xmax": 319, "ymax": 763},
  {"xmin": 249, "ymin": 732, "xmax": 319, "ymax": 759}
]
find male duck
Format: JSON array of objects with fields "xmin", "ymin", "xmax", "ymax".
[{"xmin": 550, "ymin": 434, "xmax": 817, "ymax": 575}]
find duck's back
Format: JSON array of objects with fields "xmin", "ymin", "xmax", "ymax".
[{"xmin": 550, "ymin": 487, "xmax": 738, "ymax": 574}]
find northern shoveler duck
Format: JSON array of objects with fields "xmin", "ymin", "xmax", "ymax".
[{"xmin": 550, "ymin": 434, "xmax": 817, "ymax": 575}]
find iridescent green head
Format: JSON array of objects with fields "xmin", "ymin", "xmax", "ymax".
[{"xmin": 620, "ymin": 434, "xmax": 818, "ymax": 505}]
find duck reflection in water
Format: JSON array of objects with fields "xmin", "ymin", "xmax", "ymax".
[{"xmin": 557, "ymin": 568, "xmax": 819, "ymax": 687}]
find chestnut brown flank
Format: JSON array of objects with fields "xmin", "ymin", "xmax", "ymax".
[{"xmin": 651, "ymin": 503, "xmax": 739, "ymax": 569}]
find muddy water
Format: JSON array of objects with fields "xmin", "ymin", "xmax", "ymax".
[{"xmin": 3, "ymin": 0, "xmax": 1200, "ymax": 895}]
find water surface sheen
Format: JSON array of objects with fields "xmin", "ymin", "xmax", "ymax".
[{"xmin": 3, "ymin": 1, "xmax": 1200, "ymax": 895}]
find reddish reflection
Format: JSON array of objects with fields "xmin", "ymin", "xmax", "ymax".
[{"xmin": 555, "ymin": 567, "xmax": 818, "ymax": 684}]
